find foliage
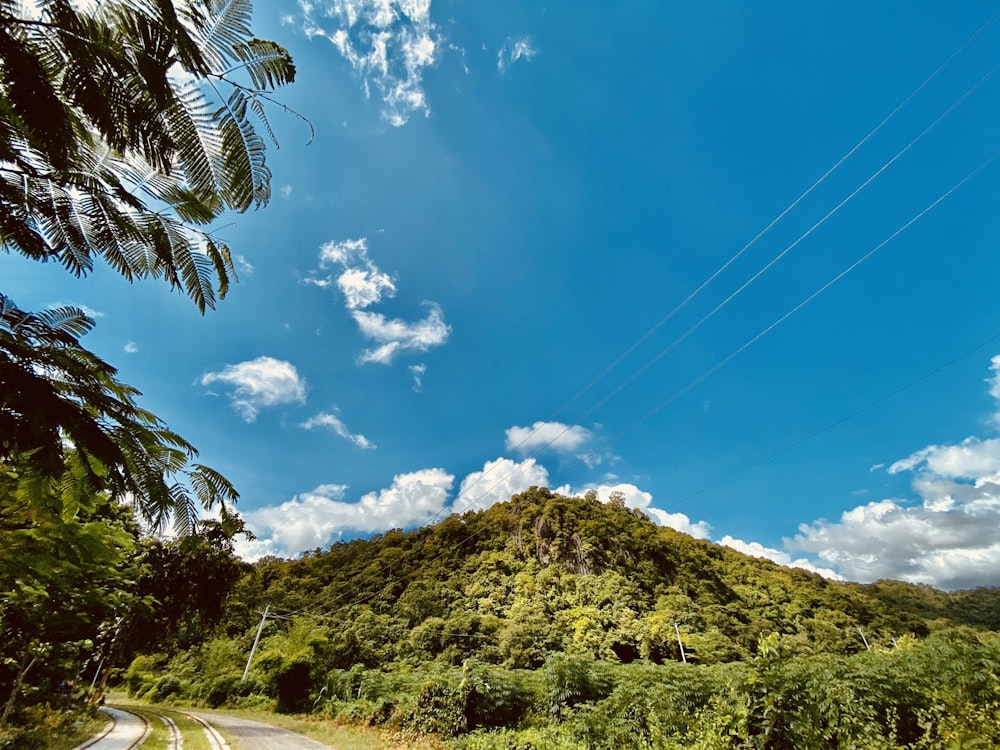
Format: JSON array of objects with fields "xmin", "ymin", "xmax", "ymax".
[{"xmin": 0, "ymin": 0, "xmax": 296, "ymax": 529}]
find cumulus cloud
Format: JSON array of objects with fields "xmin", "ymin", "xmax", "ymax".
[
  {"xmin": 200, "ymin": 356, "xmax": 307, "ymax": 422},
  {"xmin": 497, "ymin": 35, "xmax": 536, "ymax": 73},
  {"xmin": 575, "ymin": 482, "xmax": 712, "ymax": 539},
  {"xmin": 280, "ymin": 184, "xmax": 293, "ymax": 198},
  {"xmin": 308, "ymin": 237, "xmax": 450, "ymax": 366},
  {"xmin": 297, "ymin": 0, "xmax": 440, "ymax": 126},
  {"xmin": 123, "ymin": 341, "xmax": 138, "ymax": 354},
  {"xmin": 456, "ymin": 457, "xmax": 561, "ymax": 513},
  {"xmin": 505, "ymin": 421, "xmax": 592, "ymax": 455},
  {"xmin": 301, "ymin": 409, "xmax": 376, "ymax": 449},
  {"xmin": 313, "ymin": 237, "xmax": 396, "ymax": 310},
  {"xmin": 785, "ymin": 354, "xmax": 1000, "ymax": 589},
  {"xmin": 354, "ymin": 303, "xmax": 450, "ymax": 364},
  {"xmin": 241, "ymin": 471, "xmax": 454, "ymax": 559},
  {"xmin": 719, "ymin": 536, "xmax": 843, "ymax": 580}
]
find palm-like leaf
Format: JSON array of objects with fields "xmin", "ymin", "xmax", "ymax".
[{"xmin": 0, "ymin": 0, "xmax": 295, "ymax": 531}]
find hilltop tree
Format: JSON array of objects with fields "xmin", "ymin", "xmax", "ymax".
[{"xmin": 0, "ymin": 0, "xmax": 298, "ymax": 528}]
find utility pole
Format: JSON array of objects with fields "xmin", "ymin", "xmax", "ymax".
[
  {"xmin": 857, "ymin": 626, "xmax": 871, "ymax": 651},
  {"xmin": 674, "ymin": 622, "xmax": 687, "ymax": 664},
  {"xmin": 242, "ymin": 605, "xmax": 270, "ymax": 682}
]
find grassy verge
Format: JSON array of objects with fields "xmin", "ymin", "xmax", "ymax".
[
  {"xmin": 117, "ymin": 704, "xmax": 213, "ymax": 750},
  {"xmin": 41, "ymin": 714, "xmax": 110, "ymax": 750}
]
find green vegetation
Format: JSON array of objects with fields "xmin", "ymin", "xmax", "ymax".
[
  {"xmin": 0, "ymin": 0, "xmax": 293, "ymax": 739},
  {"xmin": 120, "ymin": 488, "xmax": 1000, "ymax": 748}
]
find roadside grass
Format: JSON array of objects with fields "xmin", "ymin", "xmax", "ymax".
[{"xmin": 41, "ymin": 713, "xmax": 109, "ymax": 750}]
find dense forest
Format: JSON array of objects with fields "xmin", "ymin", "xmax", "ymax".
[{"xmin": 113, "ymin": 488, "xmax": 1000, "ymax": 748}]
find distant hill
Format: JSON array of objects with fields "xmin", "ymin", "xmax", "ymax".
[{"xmin": 235, "ymin": 487, "xmax": 1000, "ymax": 668}]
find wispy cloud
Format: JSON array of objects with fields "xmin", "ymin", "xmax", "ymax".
[
  {"xmin": 123, "ymin": 341, "xmax": 139, "ymax": 354},
  {"xmin": 234, "ymin": 254, "xmax": 255, "ymax": 276},
  {"xmin": 353, "ymin": 302, "xmax": 450, "ymax": 365},
  {"xmin": 297, "ymin": 0, "xmax": 441, "ymax": 126},
  {"xmin": 200, "ymin": 356, "xmax": 307, "ymax": 422},
  {"xmin": 409, "ymin": 363, "xmax": 426, "ymax": 392},
  {"xmin": 301, "ymin": 408, "xmax": 376, "ymax": 449},
  {"xmin": 497, "ymin": 35, "xmax": 536, "ymax": 74},
  {"xmin": 280, "ymin": 184, "xmax": 293, "ymax": 199}
]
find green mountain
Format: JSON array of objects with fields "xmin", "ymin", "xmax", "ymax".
[{"xmin": 229, "ymin": 486, "xmax": 1000, "ymax": 669}]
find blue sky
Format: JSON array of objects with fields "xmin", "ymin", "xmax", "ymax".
[{"xmin": 6, "ymin": 0, "xmax": 1000, "ymax": 589}]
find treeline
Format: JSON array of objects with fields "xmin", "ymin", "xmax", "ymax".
[{"xmin": 125, "ymin": 629, "xmax": 1000, "ymax": 748}]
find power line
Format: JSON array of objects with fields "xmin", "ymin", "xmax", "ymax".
[
  {"xmin": 435, "ymin": 13, "xmax": 1000, "ymax": 526},
  {"xmin": 269, "ymin": 17, "xmax": 1000, "ymax": 621},
  {"xmin": 563, "ymin": 146, "xmax": 1000, "ymax": 475}
]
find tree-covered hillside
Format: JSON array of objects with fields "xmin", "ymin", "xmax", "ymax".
[
  {"xmin": 119, "ymin": 487, "xmax": 1000, "ymax": 748},
  {"xmin": 220, "ymin": 486, "xmax": 999, "ymax": 671}
]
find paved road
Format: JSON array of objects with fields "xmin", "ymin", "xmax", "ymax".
[
  {"xmin": 75, "ymin": 707, "xmax": 149, "ymax": 750},
  {"xmin": 187, "ymin": 712, "xmax": 334, "ymax": 750}
]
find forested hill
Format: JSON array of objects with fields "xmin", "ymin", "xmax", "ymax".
[{"xmin": 230, "ymin": 487, "xmax": 1000, "ymax": 668}]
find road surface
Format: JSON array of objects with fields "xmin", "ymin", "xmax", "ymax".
[
  {"xmin": 75, "ymin": 707, "xmax": 149, "ymax": 750},
  {"xmin": 186, "ymin": 711, "xmax": 335, "ymax": 750}
]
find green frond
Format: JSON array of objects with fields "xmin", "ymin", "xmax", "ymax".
[
  {"xmin": 249, "ymin": 94, "xmax": 278, "ymax": 147},
  {"xmin": 38, "ymin": 181, "xmax": 93, "ymax": 276},
  {"xmin": 217, "ymin": 87, "xmax": 269, "ymax": 210},
  {"xmin": 170, "ymin": 482, "xmax": 198, "ymax": 536},
  {"xmin": 230, "ymin": 37, "xmax": 296, "ymax": 89},
  {"xmin": 190, "ymin": 0, "xmax": 252, "ymax": 71},
  {"xmin": 164, "ymin": 80, "xmax": 225, "ymax": 198},
  {"xmin": 188, "ymin": 462, "xmax": 239, "ymax": 507},
  {"xmin": 144, "ymin": 214, "xmax": 221, "ymax": 312},
  {"xmin": 204, "ymin": 238, "xmax": 232, "ymax": 298},
  {"xmin": 34, "ymin": 305, "xmax": 94, "ymax": 338}
]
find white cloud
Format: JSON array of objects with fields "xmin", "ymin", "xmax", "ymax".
[
  {"xmin": 200, "ymin": 356, "xmax": 307, "ymax": 422},
  {"xmin": 301, "ymin": 409, "xmax": 376, "ymax": 449},
  {"xmin": 241, "ymin": 471, "xmax": 454, "ymax": 558},
  {"xmin": 505, "ymin": 421, "xmax": 592, "ymax": 454},
  {"xmin": 497, "ymin": 35, "xmax": 536, "ymax": 73},
  {"xmin": 719, "ymin": 536, "xmax": 843, "ymax": 580},
  {"xmin": 315, "ymin": 237, "xmax": 397, "ymax": 310},
  {"xmin": 353, "ymin": 302, "xmax": 450, "ymax": 364},
  {"xmin": 280, "ymin": 184, "xmax": 293, "ymax": 198},
  {"xmin": 298, "ymin": 0, "xmax": 440, "ymax": 126},
  {"xmin": 575, "ymin": 482, "xmax": 712, "ymax": 539},
  {"xmin": 123, "ymin": 341, "xmax": 138, "ymax": 354},
  {"xmin": 307, "ymin": 237, "xmax": 451, "ymax": 367},
  {"xmin": 409, "ymin": 363, "xmax": 426, "ymax": 392},
  {"xmin": 785, "ymin": 354, "xmax": 1000, "ymax": 590},
  {"xmin": 457, "ymin": 457, "xmax": 561, "ymax": 513},
  {"xmin": 234, "ymin": 254, "xmax": 255, "ymax": 276}
]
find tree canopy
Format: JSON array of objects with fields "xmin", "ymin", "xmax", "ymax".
[{"xmin": 0, "ymin": 0, "xmax": 297, "ymax": 529}]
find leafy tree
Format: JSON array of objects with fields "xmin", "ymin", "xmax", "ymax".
[{"xmin": 0, "ymin": 0, "xmax": 297, "ymax": 527}]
